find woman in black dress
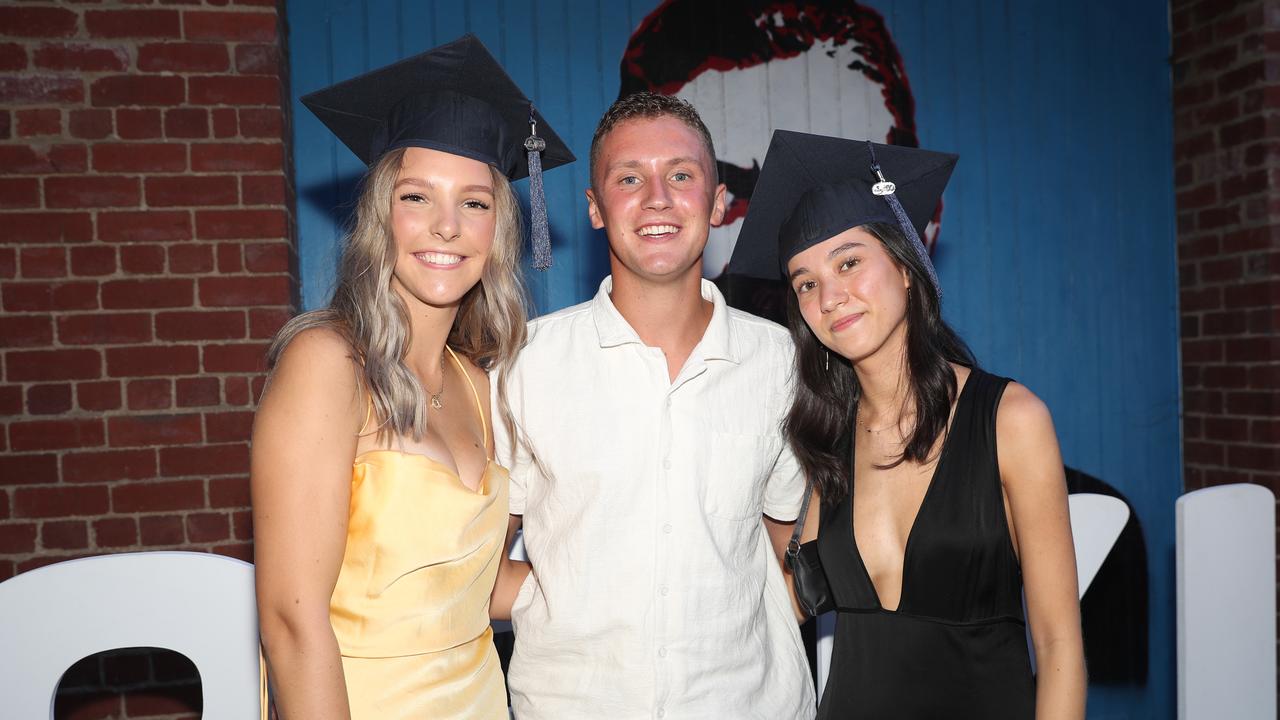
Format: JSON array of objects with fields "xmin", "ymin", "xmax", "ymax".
[{"xmin": 731, "ymin": 131, "xmax": 1086, "ymax": 718}]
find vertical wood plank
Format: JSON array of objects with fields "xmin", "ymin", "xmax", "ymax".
[
  {"xmin": 531, "ymin": 0, "xmax": 574, "ymax": 312},
  {"xmin": 364, "ymin": 0, "xmax": 401, "ymax": 68},
  {"xmin": 288, "ymin": 8, "xmax": 340, "ymax": 311},
  {"xmin": 974, "ymin": 0, "xmax": 1020, "ymax": 389},
  {"xmin": 467, "ymin": 0, "xmax": 505, "ymax": 58},
  {"xmin": 398, "ymin": 0, "xmax": 436, "ymax": 54},
  {"xmin": 564, "ymin": 0, "xmax": 606, "ymax": 300},
  {"xmin": 433, "ymin": 1, "xmax": 468, "ymax": 45}
]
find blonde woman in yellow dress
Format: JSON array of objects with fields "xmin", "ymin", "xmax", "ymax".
[{"xmin": 251, "ymin": 36, "xmax": 572, "ymax": 719}]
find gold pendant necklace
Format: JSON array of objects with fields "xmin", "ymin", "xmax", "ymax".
[{"xmin": 426, "ymin": 351, "xmax": 445, "ymax": 410}]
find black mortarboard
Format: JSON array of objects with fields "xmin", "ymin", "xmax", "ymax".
[
  {"xmin": 300, "ymin": 34, "xmax": 574, "ymax": 269},
  {"xmin": 729, "ymin": 130, "xmax": 956, "ymax": 294}
]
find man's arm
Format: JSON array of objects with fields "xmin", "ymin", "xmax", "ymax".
[
  {"xmin": 762, "ymin": 398, "xmax": 813, "ymax": 622},
  {"xmin": 763, "ymin": 514, "xmax": 795, "ymax": 567},
  {"xmin": 489, "ymin": 365, "xmax": 534, "ymax": 621},
  {"xmin": 766, "ymin": 488, "xmax": 820, "ymax": 623},
  {"xmin": 490, "ymin": 514, "xmax": 530, "ymax": 621}
]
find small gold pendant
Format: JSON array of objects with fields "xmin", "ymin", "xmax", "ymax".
[{"xmin": 430, "ymin": 395, "xmax": 443, "ymax": 410}]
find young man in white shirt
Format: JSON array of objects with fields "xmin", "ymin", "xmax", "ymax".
[{"xmin": 492, "ymin": 92, "xmax": 814, "ymax": 720}]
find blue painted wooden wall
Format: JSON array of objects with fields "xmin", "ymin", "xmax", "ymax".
[{"xmin": 287, "ymin": 1, "xmax": 1179, "ymax": 716}]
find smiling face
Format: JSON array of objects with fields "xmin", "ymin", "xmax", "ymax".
[
  {"xmin": 787, "ymin": 225, "xmax": 912, "ymax": 364},
  {"xmin": 388, "ymin": 147, "xmax": 497, "ymax": 313},
  {"xmin": 586, "ymin": 115, "xmax": 727, "ymax": 285}
]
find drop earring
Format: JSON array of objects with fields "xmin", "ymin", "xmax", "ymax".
[{"xmin": 824, "ymin": 349, "xmax": 829, "ymax": 371}]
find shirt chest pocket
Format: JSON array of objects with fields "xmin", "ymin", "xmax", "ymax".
[{"xmin": 703, "ymin": 432, "xmax": 777, "ymax": 521}]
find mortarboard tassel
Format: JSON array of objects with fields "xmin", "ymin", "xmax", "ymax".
[
  {"xmin": 525, "ymin": 109, "xmax": 552, "ymax": 271},
  {"xmin": 866, "ymin": 141, "xmax": 940, "ymax": 297}
]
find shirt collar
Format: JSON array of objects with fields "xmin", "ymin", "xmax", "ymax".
[{"xmin": 590, "ymin": 276, "xmax": 741, "ymax": 364}]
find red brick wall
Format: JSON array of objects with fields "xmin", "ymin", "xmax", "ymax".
[
  {"xmin": 1173, "ymin": 0, "xmax": 1280, "ymax": 491},
  {"xmin": 56, "ymin": 648, "xmax": 201, "ymax": 720},
  {"xmin": 1171, "ymin": 0, "xmax": 1280, "ymax": 689},
  {"xmin": 0, "ymin": 2, "xmax": 294, "ymax": 716}
]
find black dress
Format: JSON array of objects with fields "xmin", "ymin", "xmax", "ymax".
[{"xmin": 815, "ymin": 369, "xmax": 1035, "ymax": 719}]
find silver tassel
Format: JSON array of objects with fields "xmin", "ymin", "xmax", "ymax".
[
  {"xmin": 866, "ymin": 142, "xmax": 940, "ymax": 297},
  {"xmin": 525, "ymin": 110, "xmax": 552, "ymax": 271}
]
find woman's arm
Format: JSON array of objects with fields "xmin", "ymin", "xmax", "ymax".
[
  {"xmin": 252, "ymin": 328, "xmax": 361, "ymax": 719},
  {"xmin": 997, "ymin": 383, "xmax": 1087, "ymax": 720},
  {"xmin": 490, "ymin": 515, "xmax": 531, "ymax": 621}
]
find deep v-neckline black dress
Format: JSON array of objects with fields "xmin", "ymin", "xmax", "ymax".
[{"xmin": 815, "ymin": 369, "xmax": 1035, "ymax": 719}]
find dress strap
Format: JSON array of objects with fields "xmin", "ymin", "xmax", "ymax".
[
  {"xmin": 259, "ymin": 647, "xmax": 269, "ymax": 719},
  {"xmin": 445, "ymin": 345, "xmax": 490, "ymax": 460}
]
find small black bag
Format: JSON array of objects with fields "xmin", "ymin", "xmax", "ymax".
[{"xmin": 784, "ymin": 482, "xmax": 834, "ymax": 617}]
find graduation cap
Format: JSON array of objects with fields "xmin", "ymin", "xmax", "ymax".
[
  {"xmin": 300, "ymin": 34, "xmax": 575, "ymax": 270},
  {"xmin": 728, "ymin": 130, "xmax": 956, "ymax": 294}
]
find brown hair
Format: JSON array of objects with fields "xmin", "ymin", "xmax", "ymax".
[
  {"xmin": 589, "ymin": 91, "xmax": 718, "ymax": 188},
  {"xmin": 268, "ymin": 148, "xmax": 529, "ymax": 446}
]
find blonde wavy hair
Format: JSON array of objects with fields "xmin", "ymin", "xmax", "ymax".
[{"xmin": 269, "ymin": 148, "xmax": 528, "ymax": 445}]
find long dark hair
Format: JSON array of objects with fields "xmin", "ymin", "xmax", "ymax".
[{"xmin": 783, "ymin": 222, "xmax": 975, "ymax": 503}]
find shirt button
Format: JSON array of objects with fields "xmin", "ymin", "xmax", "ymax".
[
  {"xmin": 662, "ymin": 458, "xmax": 672, "ymax": 470},
  {"xmin": 659, "ymin": 585, "xmax": 669, "ymax": 596},
  {"xmin": 658, "ymin": 646, "xmax": 668, "ymax": 658},
  {"xmin": 657, "ymin": 709, "xmax": 666, "ymax": 718},
  {"xmin": 662, "ymin": 523, "xmax": 672, "ymax": 534},
  {"xmin": 665, "ymin": 398, "xmax": 672, "ymax": 408}
]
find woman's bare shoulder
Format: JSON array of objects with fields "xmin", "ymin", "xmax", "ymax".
[
  {"xmin": 264, "ymin": 325, "xmax": 363, "ymax": 411},
  {"xmin": 994, "ymin": 380, "xmax": 1063, "ymax": 487},
  {"xmin": 996, "ymin": 381, "xmax": 1054, "ymax": 433},
  {"xmin": 278, "ymin": 324, "xmax": 355, "ymax": 361}
]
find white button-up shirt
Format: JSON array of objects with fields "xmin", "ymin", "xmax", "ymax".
[{"xmin": 496, "ymin": 278, "xmax": 815, "ymax": 720}]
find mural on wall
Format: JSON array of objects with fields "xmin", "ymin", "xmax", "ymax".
[
  {"xmin": 616, "ymin": 0, "xmax": 932, "ymax": 279},
  {"xmin": 616, "ymin": 0, "xmax": 1148, "ymax": 687}
]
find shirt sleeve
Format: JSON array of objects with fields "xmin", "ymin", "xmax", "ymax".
[
  {"xmin": 762, "ymin": 331, "xmax": 806, "ymax": 521},
  {"xmin": 763, "ymin": 439, "xmax": 805, "ymax": 521}
]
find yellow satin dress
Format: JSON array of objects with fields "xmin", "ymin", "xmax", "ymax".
[{"xmin": 330, "ymin": 347, "xmax": 509, "ymax": 719}]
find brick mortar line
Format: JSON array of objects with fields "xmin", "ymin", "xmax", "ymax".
[{"xmin": 3, "ymin": 405, "xmax": 263, "ymax": 422}]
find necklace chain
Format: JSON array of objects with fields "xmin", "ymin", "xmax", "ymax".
[
  {"xmin": 426, "ymin": 350, "xmax": 445, "ymax": 410},
  {"xmin": 856, "ymin": 405, "xmax": 904, "ymax": 434}
]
